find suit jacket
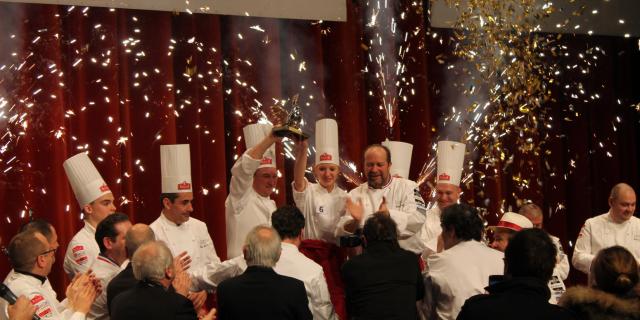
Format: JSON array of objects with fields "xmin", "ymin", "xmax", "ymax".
[
  {"xmin": 110, "ymin": 280, "xmax": 197, "ymax": 320},
  {"xmin": 458, "ymin": 277, "xmax": 576, "ymax": 320},
  {"xmin": 217, "ymin": 266, "xmax": 312, "ymax": 320},
  {"xmin": 341, "ymin": 241, "xmax": 424, "ymax": 320},
  {"xmin": 106, "ymin": 263, "xmax": 136, "ymax": 314}
]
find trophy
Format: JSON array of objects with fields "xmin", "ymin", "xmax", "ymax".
[{"xmin": 271, "ymin": 95, "xmax": 309, "ymax": 140}]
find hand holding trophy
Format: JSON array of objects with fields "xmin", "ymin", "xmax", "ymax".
[{"xmin": 270, "ymin": 94, "xmax": 309, "ymax": 140}]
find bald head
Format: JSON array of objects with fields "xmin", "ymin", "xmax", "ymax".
[
  {"xmin": 608, "ymin": 183, "xmax": 637, "ymax": 223},
  {"xmin": 125, "ymin": 224, "xmax": 155, "ymax": 258}
]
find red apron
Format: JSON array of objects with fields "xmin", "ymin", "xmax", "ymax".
[{"xmin": 300, "ymin": 239, "xmax": 348, "ymax": 320}]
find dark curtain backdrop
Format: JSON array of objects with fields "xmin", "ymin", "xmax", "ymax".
[{"xmin": 0, "ymin": 1, "xmax": 638, "ymax": 295}]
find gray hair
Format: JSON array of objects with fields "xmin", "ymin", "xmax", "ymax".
[
  {"xmin": 125, "ymin": 224, "xmax": 155, "ymax": 258},
  {"xmin": 244, "ymin": 225, "xmax": 281, "ymax": 267},
  {"xmin": 132, "ymin": 240, "xmax": 173, "ymax": 282}
]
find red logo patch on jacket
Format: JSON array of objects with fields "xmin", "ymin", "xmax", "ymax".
[
  {"xmin": 72, "ymin": 245, "xmax": 84, "ymax": 253},
  {"xmin": 319, "ymin": 153, "xmax": 332, "ymax": 161},
  {"xmin": 30, "ymin": 295, "xmax": 44, "ymax": 305},
  {"xmin": 177, "ymin": 181, "xmax": 191, "ymax": 190}
]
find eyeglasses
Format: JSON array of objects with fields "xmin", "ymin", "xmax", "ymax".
[{"xmin": 39, "ymin": 248, "xmax": 57, "ymax": 256}]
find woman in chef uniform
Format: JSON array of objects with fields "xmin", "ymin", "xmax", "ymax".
[{"xmin": 292, "ymin": 118, "xmax": 348, "ymax": 320}]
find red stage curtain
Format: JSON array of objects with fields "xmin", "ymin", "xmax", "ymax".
[{"xmin": 0, "ymin": 1, "xmax": 638, "ymax": 296}]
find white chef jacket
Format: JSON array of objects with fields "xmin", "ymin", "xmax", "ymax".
[
  {"xmin": 87, "ymin": 255, "xmax": 122, "ymax": 320},
  {"xmin": 550, "ymin": 234, "xmax": 569, "ymax": 280},
  {"xmin": 64, "ymin": 222, "xmax": 99, "ymax": 280},
  {"xmin": 274, "ymin": 243, "xmax": 337, "ymax": 320},
  {"xmin": 424, "ymin": 240, "xmax": 504, "ymax": 320},
  {"xmin": 225, "ymin": 152, "xmax": 277, "ymax": 258},
  {"xmin": 403, "ymin": 205, "xmax": 442, "ymax": 255},
  {"xmin": 572, "ymin": 211, "xmax": 640, "ymax": 274},
  {"xmin": 335, "ymin": 177, "xmax": 426, "ymax": 250},
  {"xmin": 2, "ymin": 270, "xmax": 86, "ymax": 320},
  {"xmin": 547, "ymin": 234, "xmax": 569, "ymax": 304},
  {"xmin": 292, "ymin": 178, "xmax": 347, "ymax": 244},
  {"xmin": 150, "ymin": 213, "xmax": 244, "ymax": 291}
]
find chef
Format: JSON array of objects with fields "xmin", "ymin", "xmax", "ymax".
[
  {"xmin": 292, "ymin": 118, "xmax": 348, "ymax": 319},
  {"xmin": 335, "ymin": 143, "xmax": 426, "ymax": 251},
  {"xmin": 63, "ymin": 153, "xmax": 117, "ymax": 280},
  {"xmin": 150, "ymin": 144, "xmax": 243, "ymax": 312},
  {"xmin": 404, "ymin": 141, "xmax": 465, "ymax": 256},
  {"xmin": 225, "ymin": 123, "xmax": 281, "ymax": 258},
  {"xmin": 572, "ymin": 183, "xmax": 639, "ymax": 274}
]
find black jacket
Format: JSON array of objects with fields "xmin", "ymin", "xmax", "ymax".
[
  {"xmin": 341, "ymin": 241, "xmax": 424, "ymax": 320},
  {"xmin": 559, "ymin": 286, "xmax": 640, "ymax": 320},
  {"xmin": 110, "ymin": 280, "xmax": 197, "ymax": 320},
  {"xmin": 457, "ymin": 277, "xmax": 576, "ymax": 320},
  {"xmin": 217, "ymin": 266, "xmax": 312, "ymax": 320},
  {"xmin": 106, "ymin": 263, "xmax": 136, "ymax": 314}
]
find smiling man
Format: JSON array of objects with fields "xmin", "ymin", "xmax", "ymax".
[
  {"xmin": 572, "ymin": 183, "xmax": 639, "ymax": 274},
  {"xmin": 225, "ymin": 123, "xmax": 282, "ymax": 259},
  {"xmin": 336, "ymin": 144, "xmax": 426, "ymax": 251},
  {"xmin": 63, "ymin": 153, "xmax": 117, "ymax": 280},
  {"xmin": 402, "ymin": 141, "xmax": 466, "ymax": 256}
]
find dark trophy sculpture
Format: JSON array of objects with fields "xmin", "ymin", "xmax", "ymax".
[{"xmin": 271, "ymin": 95, "xmax": 309, "ymax": 140}]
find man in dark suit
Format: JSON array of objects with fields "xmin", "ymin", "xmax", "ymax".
[
  {"xmin": 217, "ymin": 225, "xmax": 312, "ymax": 320},
  {"xmin": 106, "ymin": 223, "xmax": 155, "ymax": 312},
  {"xmin": 457, "ymin": 229, "xmax": 576, "ymax": 320},
  {"xmin": 110, "ymin": 240, "xmax": 215, "ymax": 320},
  {"xmin": 342, "ymin": 211, "xmax": 425, "ymax": 320}
]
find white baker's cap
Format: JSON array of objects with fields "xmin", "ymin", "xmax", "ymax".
[
  {"xmin": 382, "ymin": 139, "xmax": 413, "ymax": 179},
  {"xmin": 436, "ymin": 141, "xmax": 465, "ymax": 186},
  {"xmin": 243, "ymin": 123, "xmax": 276, "ymax": 169},
  {"xmin": 488, "ymin": 212, "xmax": 533, "ymax": 232},
  {"xmin": 161, "ymin": 144, "xmax": 192, "ymax": 193},
  {"xmin": 315, "ymin": 118, "xmax": 339, "ymax": 166},
  {"xmin": 63, "ymin": 153, "xmax": 111, "ymax": 207}
]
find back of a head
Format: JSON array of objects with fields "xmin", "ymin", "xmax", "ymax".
[
  {"xmin": 518, "ymin": 203, "xmax": 542, "ymax": 218},
  {"xmin": 363, "ymin": 212, "xmax": 398, "ymax": 245},
  {"xmin": 591, "ymin": 246, "xmax": 639, "ymax": 296},
  {"xmin": 244, "ymin": 225, "xmax": 281, "ymax": 267},
  {"xmin": 505, "ymin": 228, "xmax": 557, "ymax": 281},
  {"xmin": 440, "ymin": 203, "xmax": 483, "ymax": 241},
  {"xmin": 125, "ymin": 224, "xmax": 155, "ymax": 258},
  {"xmin": 8, "ymin": 230, "xmax": 47, "ymax": 272},
  {"xmin": 95, "ymin": 212, "xmax": 130, "ymax": 253},
  {"xmin": 20, "ymin": 219, "xmax": 54, "ymax": 243},
  {"xmin": 131, "ymin": 240, "xmax": 173, "ymax": 283},
  {"xmin": 271, "ymin": 205, "xmax": 305, "ymax": 240}
]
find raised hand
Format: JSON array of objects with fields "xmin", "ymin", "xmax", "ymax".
[
  {"xmin": 346, "ymin": 197, "xmax": 364, "ymax": 222},
  {"xmin": 174, "ymin": 251, "xmax": 192, "ymax": 272}
]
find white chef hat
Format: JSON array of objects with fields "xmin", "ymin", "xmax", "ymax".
[
  {"xmin": 436, "ymin": 141, "xmax": 465, "ymax": 186},
  {"xmin": 315, "ymin": 118, "xmax": 339, "ymax": 166},
  {"xmin": 243, "ymin": 123, "xmax": 276, "ymax": 169},
  {"xmin": 161, "ymin": 144, "xmax": 192, "ymax": 193},
  {"xmin": 381, "ymin": 139, "xmax": 413, "ymax": 179},
  {"xmin": 63, "ymin": 153, "xmax": 111, "ymax": 207},
  {"xmin": 488, "ymin": 212, "xmax": 533, "ymax": 232}
]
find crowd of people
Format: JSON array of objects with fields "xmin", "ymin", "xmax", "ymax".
[{"xmin": 1, "ymin": 119, "xmax": 639, "ymax": 320}]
